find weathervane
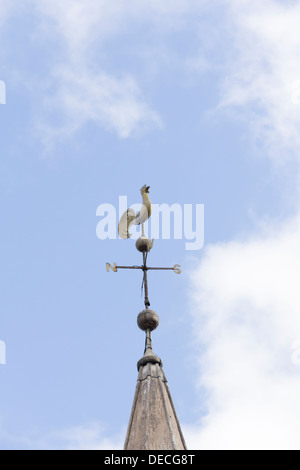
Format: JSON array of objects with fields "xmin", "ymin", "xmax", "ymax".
[{"xmin": 106, "ymin": 185, "xmax": 181, "ymax": 361}]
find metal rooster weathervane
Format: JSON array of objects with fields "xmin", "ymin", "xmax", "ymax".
[{"xmin": 106, "ymin": 185, "xmax": 181, "ymax": 310}]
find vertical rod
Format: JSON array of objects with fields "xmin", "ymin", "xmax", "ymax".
[
  {"xmin": 143, "ymin": 251, "xmax": 150, "ymax": 308},
  {"xmin": 145, "ymin": 328, "xmax": 152, "ymax": 353}
]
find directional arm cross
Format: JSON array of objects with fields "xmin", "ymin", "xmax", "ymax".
[{"xmin": 106, "ymin": 250, "xmax": 181, "ymax": 309}]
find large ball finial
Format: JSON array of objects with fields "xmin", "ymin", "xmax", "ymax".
[{"xmin": 137, "ymin": 309, "xmax": 159, "ymax": 331}]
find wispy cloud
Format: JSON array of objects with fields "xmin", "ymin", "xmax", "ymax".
[
  {"xmin": 38, "ymin": 65, "xmax": 162, "ymax": 150},
  {"xmin": 43, "ymin": 422, "xmax": 124, "ymax": 450},
  {"xmin": 0, "ymin": 421, "xmax": 124, "ymax": 450},
  {"xmin": 29, "ymin": 0, "xmax": 206, "ymax": 147},
  {"xmin": 217, "ymin": 0, "xmax": 300, "ymax": 160},
  {"xmin": 0, "ymin": 0, "xmax": 13, "ymax": 27},
  {"xmin": 33, "ymin": 0, "xmax": 200, "ymax": 52}
]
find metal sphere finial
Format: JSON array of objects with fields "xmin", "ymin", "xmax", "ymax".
[
  {"xmin": 137, "ymin": 309, "xmax": 159, "ymax": 331},
  {"xmin": 135, "ymin": 236, "xmax": 154, "ymax": 253}
]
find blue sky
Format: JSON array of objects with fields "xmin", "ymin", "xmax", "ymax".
[{"xmin": 1, "ymin": 0, "xmax": 300, "ymax": 450}]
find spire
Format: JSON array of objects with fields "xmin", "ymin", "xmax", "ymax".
[
  {"xmin": 124, "ymin": 314, "xmax": 187, "ymax": 450},
  {"xmin": 107, "ymin": 186, "xmax": 187, "ymax": 450}
]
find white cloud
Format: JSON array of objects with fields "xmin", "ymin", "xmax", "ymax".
[
  {"xmin": 38, "ymin": 65, "xmax": 162, "ymax": 149},
  {"xmin": 45, "ymin": 422, "xmax": 124, "ymax": 450},
  {"xmin": 217, "ymin": 0, "xmax": 300, "ymax": 159},
  {"xmin": 30, "ymin": 0, "xmax": 205, "ymax": 145},
  {"xmin": 33, "ymin": 0, "xmax": 202, "ymax": 47},
  {"xmin": 182, "ymin": 0, "xmax": 300, "ymax": 450},
  {"xmin": 186, "ymin": 211, "xmax": 300, "ymax": 450},
  {"xmin": 1, "ymin": 421, "xmax": 124, "ymax": 450}
]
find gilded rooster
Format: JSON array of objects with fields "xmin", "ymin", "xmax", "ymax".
[{"xmin": 118, "ymin": 185, "xmax": 152, "ymax": 239}]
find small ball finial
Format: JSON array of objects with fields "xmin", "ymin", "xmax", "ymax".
[
  {"xmin": 135, "ymin": 236, "xmax": 154, "ymax": 253},
  {"xmin": 137, "ymin": 309, "xmax": 159, "ymax": 331}
]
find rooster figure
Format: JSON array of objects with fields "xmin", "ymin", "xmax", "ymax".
[{"xmin": 118, "ymin": 185, "xmax": 152, "ymax": 239}]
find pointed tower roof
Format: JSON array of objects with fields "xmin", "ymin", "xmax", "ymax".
[{"xmin": 124, "ymin": 340, "xmax": 187, "ymax": 450}]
